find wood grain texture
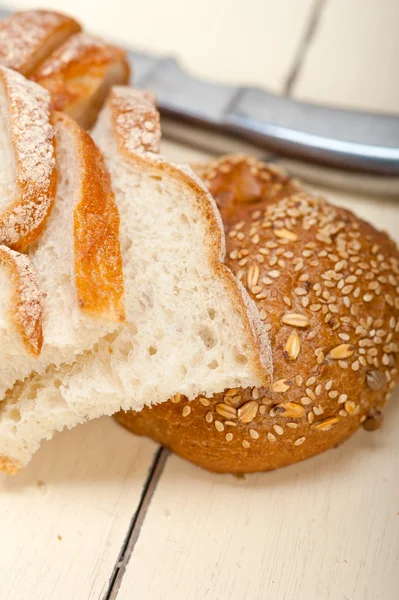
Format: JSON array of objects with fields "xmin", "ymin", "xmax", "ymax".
[
  {"xmin": 116, "ymin": 396, "xmax": 399, "ymax": 600},
  {"xmin": 293, "ymin": 0, "xmax": 399, "ymax": 113},
  {"xmin": 0, "ymin": 418, "xmax": 157, "ymax": 600}
]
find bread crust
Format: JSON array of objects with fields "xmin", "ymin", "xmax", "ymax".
[
  {"xmin": 0, "ymin": 245, "xmax": 44, "ymax": 357},
  {"xmin": 117, "ymin": 155, "xmax": 399, "ymax": 473},
  {"xmin": 0, "ymin": 454, "xmax": 21, "ymax": 475},
  {"xmin": 0, "ymin": 67, "xmax": 57, "ymax": 251},
  {"xmin": 54, "ymin": 112, "xmax": 125, "ymax": 322},
  {"xmin": 107, "ymin": 89, "xmax": 273, "ymax": 384},
  {"xmin": 0, "ymin": 10, "xmax": 81, "ymax": 76},
  {"xmin": 32, "ymin": 33, "xmax": 130, "ymax": 129}
]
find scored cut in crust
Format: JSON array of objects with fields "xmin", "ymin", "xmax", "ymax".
[
  {"xmin": 0, "ymin": 66, "xmax": 57, "ymax": 251},
  {"xmin": 0, "ymin": 245, "xmax": 44, "ymax": 357}
]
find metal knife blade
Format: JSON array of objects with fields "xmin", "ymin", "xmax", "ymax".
[{"xmin": 130, "ymin": 50, "xmax": 399, "ymax": 179}]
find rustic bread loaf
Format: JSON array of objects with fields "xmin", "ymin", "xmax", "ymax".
[
  {"xmin": 0, "ymin": 69, "xmax": 124, "ymax": 400},
  {"xmin": 32, "ymin": 32, "xmax": 130, "ymax": 129},
  {"xmin": 117, "ymin": 155, "xmax": 399, "ymax": 473},
  {"xmin": 0, "ymin": 10, "xmax": 129, "ymax": 128},
  {"xmin": 0, "ymin": 90, "xmax": 272, "ymax": 474}
]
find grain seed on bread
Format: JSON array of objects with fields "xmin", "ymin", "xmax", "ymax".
[{"xmin": 117, "ymin": 155, "xmax": 399, "ymax": 474}]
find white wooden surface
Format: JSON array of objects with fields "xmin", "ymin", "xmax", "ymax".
[
  {"xmin": 119, "ymin": 404, "xmax": 399, "ymax": 600},
  {"xmin": 1, "ymin": 1, "xmax": 399, "ymax": 599},
  {"xmin": 0, "ymin": 420, "xmax": 157, "ymax": 600}
]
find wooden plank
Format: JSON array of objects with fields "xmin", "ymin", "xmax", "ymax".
[
  {"xmin": 116, "ymin": 398, "xmax": 399, "ymax": 600},
  {"xmin": 113, "ymin": 150, "xmax": 399, "ymax": 599},
  {"xmin": 0, "ymin": 418, "xmax": 158, "ymax": 600},
  {"xmin": 13, "ymin": 0, "xmax": 316, "ymax": 91},
  {"xmin": 293, "ymin": 0, "xmax": 399, "ymax": 113}
]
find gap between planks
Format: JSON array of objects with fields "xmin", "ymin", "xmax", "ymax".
[
  {"xmin": 104, "ymin": 447, "xmax": 169, "ymax": 600},
  {"xmin": 103, "ymin": 4, "xmax": 328, "ymax": 597},
  {"xmin": 284, "ymin": 0, "xmax": 329, "ymax": 96}
]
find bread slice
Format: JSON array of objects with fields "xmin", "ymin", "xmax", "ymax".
[
  {"xmin": 0, "ymin": 87, "xmax": 272, "ymax": 473},
  {"xmin": 0, "ymin": 109, "xmax": 124, "ymax": 400},
  {"xmin": 0, "ymin": 245, "xmax": 44, "ymax": 357},
  {"xmin": 0, "ymin": 10, "xmax": 81, "ymax": 76},
  {"xmin": 32, "ymin": 32, "xmax": 130, "ymax": 130},
  {"xmin": 0, "ymin": 66, "xmax": 57, "ymax": 251}
]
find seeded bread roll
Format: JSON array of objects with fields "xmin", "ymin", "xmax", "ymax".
[{"xmin": 117, "ymin": 155, "xmax": 399, "ymax": 473}]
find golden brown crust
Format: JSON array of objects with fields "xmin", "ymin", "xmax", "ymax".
[
  {"xmin": 32, "ymin": 33, "xmax": 130, "ymax": 129},
  {"xmin": 0, "ymin": 453, "xmax": 21, "ymax": 475},
  {"xmin": 0, "ymin": 10, "xmax": 81, "ymax": 76},
  {"xmin": 107, "ymin": 90, "xmax": 273, "ymax": 384},
  {"xmin": 0, "ymin": 245, "xmax": 44, "ymax": 357},
  {"xmin": 55, "ymin": 112, "xmax": 125, "ymax": 322},
  {"xmin": 117, "ymin": 155, "xmax": 399, "ymax": 473},
  {"xmin": 0, "ymin": 67, "xmax": 57, "ymax": 251}
]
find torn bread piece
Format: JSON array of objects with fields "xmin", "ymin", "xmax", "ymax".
[
  {"xmin": 32, "ymin": 32, "xmax": 130, "ymax": 130},
  {"xmin": 0, "ymin": 110, "xmax": 124, "ymax": 400},
  {"xmin": 0, "ymin": 66, "xmax": 57, "ymax": 251},
  {"xmin": 0, "ymin": 87, "xmax": 272, "ymax": 473},
  {"xmin": 0, "ymin": 10, "xmax": 81, "ymax": 76}
]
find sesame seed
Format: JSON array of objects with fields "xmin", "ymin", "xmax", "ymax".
[
  {"xmin": 249, "ymin": 428, "xmax": 259, "ymax": 439},
  {"xmin": 273, "ymin": 424, "xmax": 284, "ymax": 435},
  {"xmin": 215, "ymin": 420, "xmax": 224, "ymax": 432},
  {"xmin": 199, "ymin": 397, "xmax": 210, "ymax": 406},
  {"xmin": 294, "ymin": 437, "xmax": 306, "ymax": 446},
  {"xmin": 182, "ymin": 405, "xmax": 191, "ymax": 417}
]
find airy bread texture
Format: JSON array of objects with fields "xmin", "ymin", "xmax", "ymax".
[
  {"xmin": 0, "ymin": 107, "xmax": 124, "ymax": 400},
  {"xmin": 0, "ymin": 90, "xmax": 272, "ymax": 474},
  {"xmin": 32, "ymin": 32, "xmax": 130, "ymax": 129},
  {"xmin": 117, "ymin": 155, "xmax": 399, "ymax": 474},
  {"xmin": 0, "ymin": 66, "xmax": 57, "ymax": 251}
]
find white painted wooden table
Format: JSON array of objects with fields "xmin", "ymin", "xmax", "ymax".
[{"xmin": 1, "ymin": 1, "xmax": 398, "ymax": 599}]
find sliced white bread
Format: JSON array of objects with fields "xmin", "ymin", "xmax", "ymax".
[
  {"xmin": 0, "ymin": 10, "xmax": 81, "ymax": 76},
  {"xmin": 32, "ymin": 32, "xmax": 130, "ymax": 130},
  {"xmin": 0, "ymin": 66, "xmax": 57, "ymax": 251},
  {"xmin": 0, "ymin": 107, "xmax": 124, "ymax": 400},
  {"xmin": 0, "ymin": 88, "xmax": 272, "ymax": 473}
]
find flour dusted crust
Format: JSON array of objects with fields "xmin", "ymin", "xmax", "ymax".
[
  {"xmin": 0, "ymin": 10, "xmax": 80, "ymax": 76},
  {"xmin": 32, "ymin": 33, "xmax": 130, "ymax": 129},
  {"xmin": 118, "ymin": 155, "xmax": 399, "ymax": 473},
  {"xmin": 0, "ymin": 67, "xmax": 57, "ymax": 251},
  {"xmin": 108, "ymin": 89, "xmax": 273, "ymax": 382},
  {"xmin": 0, "ymin": 245, "xmax": 44, "ymax": 357},
  {"xmin": 55, "ymin": 112, "xmax": 125, "ymax": 322}
]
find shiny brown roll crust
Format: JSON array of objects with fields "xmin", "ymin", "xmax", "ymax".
[{"xmin": 117, "ymin": 155, "xmax": 399, "ymax": 473}]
